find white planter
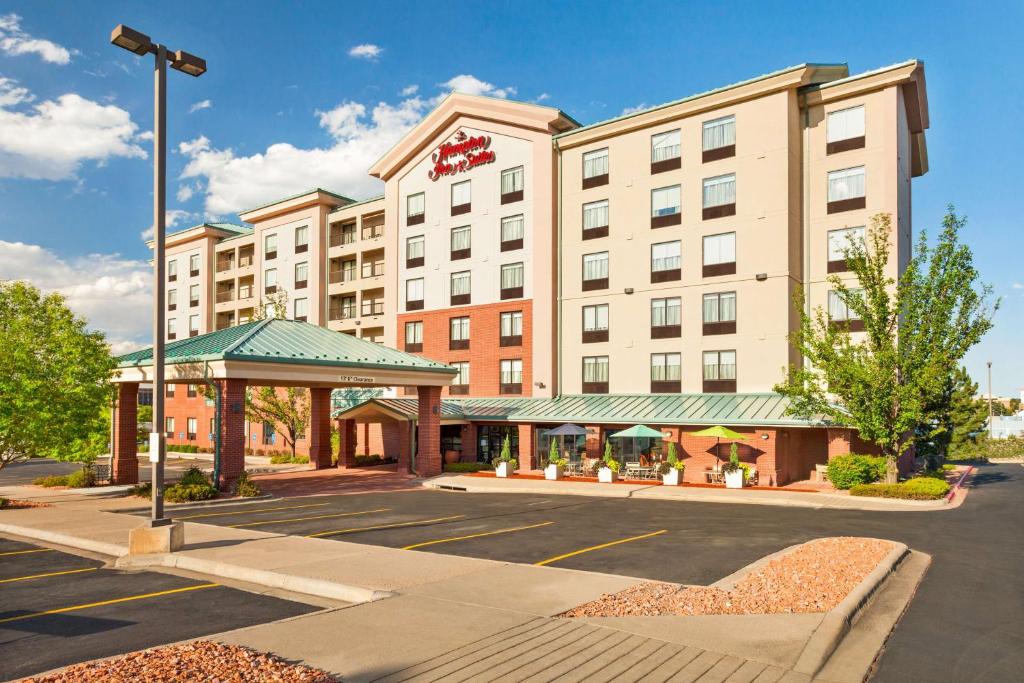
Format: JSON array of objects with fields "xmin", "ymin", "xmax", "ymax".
[
  {"xmin": 662, "ymin": 469, "xmax": 683, "ymax": 486},
  {"xmin": 724, "ymin": 469, "xmax": 745, "ymax": 489},
  {"xmin": 495, "ymin": 461, "xmax": 514, "ymax": 478},
  {"xmin": 544, "ymin": 464, "xmax": 564, "ymax": 481},
  {"xmin": 598, "ymin": 466, "xmax": 618, "ymax": 483}
]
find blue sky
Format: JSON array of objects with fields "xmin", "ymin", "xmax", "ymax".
[{"xmin": 0, "ymin": 0, "xmax": 1021, "ymax": 394}]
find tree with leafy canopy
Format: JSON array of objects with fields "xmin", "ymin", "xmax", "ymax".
[
  {"xmin": 917, "ymin": 365, "xmax": 989, "ymax": 465},
  {"xmin": 0, "ymin": 281, "xmax": 117, "ymax": 470},
  {"xmin": 253, "ymin": 290, "xmax": 289, "ymax": 321},
  {"xmin": 245, "ymin": 386, "xmax": 310, "ymax": 458},
  {"xmin": 775, "ymin": 209, "xmax": 996, "ymax": 483}
]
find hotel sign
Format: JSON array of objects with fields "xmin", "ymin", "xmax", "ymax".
[{"xmin": 428, "ymin": 130, "xmax": 496, "ymax": 181}]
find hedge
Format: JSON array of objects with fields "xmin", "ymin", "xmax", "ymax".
[
  {"xmin": 849, "ymin": 477, "xmax": 950, "ymax": 500},
  {"xmin": 269, "ymin": 454, "xmax": 310, "ymax": 464},
  {"xmin": 827, "ymin": 454, "xmax": 887, "ymax": 490},
  {"xmin": 164, "ymin": 483, "xmax": 218, "ymax": 502},
  {"xmin": 443, "ymin": 462, "xmax": 494, "ymax": 473}
]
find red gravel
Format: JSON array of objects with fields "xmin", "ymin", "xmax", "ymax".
[
  {"xmin": 561, "ymin": 537, "xmax": 894, "ymax": 618},
  {"xmin": 18, "ymin": 641, "xmax": 336, "ymax": 682}
]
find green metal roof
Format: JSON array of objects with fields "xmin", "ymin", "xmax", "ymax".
[
  {"xmin": 328, "ymin": 195, "xmax": 385, "ymax": 215},
  {"xmin": 117, "ymin": 319, "xmax": 456, "ymax": 375},
  {"xmin": 163, "ymin": 222, "xmax": 252, "ymax": 240},
  {"xmin": 238, "ymin": 188, "xmax": 355, "ymax": 216},
  {"xmin": 334, "ymin": 393, "xmax": 822, "ymax": 427}
]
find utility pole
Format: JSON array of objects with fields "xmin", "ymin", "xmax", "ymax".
[{"xmin": 987, "ymin": 361, "xmax": 994, "ymax": 440}]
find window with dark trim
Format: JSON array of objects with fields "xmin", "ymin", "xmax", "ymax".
[
  {"xmin": 500, "ymin": 215, "xmax": 524, "ymax": 251},
  {"xmin": 582, "ymin": 252, "xmax": 608, "ymax": 291},
  {"xmin": 167, "ymin": 289, "xmax": 177, "ymax": 311},
  {"xmin": 826, "ymin": 105, "xmax": 865, "ymax": 154},
  {"xmin": 582, "ymin": 303, "xmax": 608, "ymax": 343},
  {"xmin": 450, "ymin": 361, "xmax": 470, "ymax": 395},
  {"xmin": 406, "ymin": 192, "xmax": 425, "ymax": 225},
  {"xmin": 187, "ymin": 417, "xmax": 197, "ymax": 441},
  {"xmin": 189, "ymin": 284, "xmax": 200, "ymax": 307},
  {"xmin": 651, "ymin": 185, "xmax": 681, "ymax": 228},
  {"xmin": 404, "ymin": 321, "xmax": 423, "ymax": 352},
  {"xmin": 651, "ymin": 353, "xmax": 681, "ymax": 393},
  {"xmin": 167, "ymin": 318, "xmax": 177, "ymax": 340},
  {"xmin": 264, "ymin": 268, "xmax": 277, "ymax": 294},
  {"xmin": 189, "ymin": 253, "xmax": 200, "ymax": 278},
  {"xmin": 405, "ymin": 277, "xmax": 424, "ymax": 311},
  {"xmin": 500, "ymin": 166, "xmax": 524, "ymax": 204},
  {"xmin": 188, "ymin": 315, "xmax": 199, "ymax": 337},
  {"xmin": 165, "ymin": 384, "xmax": 175, "ymax": 398},
  {"xmin": 450, "ymin": 225, "xmax": 471, "ymax": 260},
  {"xmin": 500, "ymin": 359, "xmax": 523, "ymax": 395},
  {"xmin": 702, "ymin": 232, "xmax": 736, "ymax": 277},
  {"xmin": 263, "ymin": 234, "xmax": 277, "ymax": 261},
  {"xmin": 702, "ymin": 115, "xmax": 735, "ymax": 162},
  {"xmin": 168, "ymin": 259, "xmax": 177, "ymax": 282},
  {"xmin": 450, "ymin": 271, "xmax": 471, "ymax": 306},
  {"xmin": 827, "ymin": 166, "xmax": 866, "ymax": 213},
  {"xmin": 582, "ymin": 199, "xmax": 609, "ymax": 239},
  {"xmin": 827, "ymin": 226, "xmax": 865, "ymax": 273},
  {"xmin": 406, "ymin": 235, "xmax": 425, "ymax": 269},
  {"xmin": 294, "ymin": 261, "xmax": 308, "ymax": 290},
  {"xmin": 651, "ymin": 241, "xmax": 681, "ymax": 283},
  {"xmin": 451, "ymin": 180, "xmax": 471, "ymax": 215},
  {"xmin": 828, "ymin": 289, "xmax": 865, "ymax": 332},
  {"xmin": 650, "ymin": 297, "xmax": 681, "ymax": 338},
  {"xmin": 187, "ymin": 383, "xmax": 198, "ymax": 398},
  {"xmin": 293, "ymin": 297, "xmax": 308, "ymax": 322},
  {"xmin": 702, "ymin": 291, "xmax": 737, "ymax": 335},
  {"xmin": 582, "ymin": 356, "xmax": 609, "ymax": 394},
  {"xmin": 449, "ymin": 316, "xmax": 470, "ymax": 350},
  {"xmin": 703, "ymin": 350, "xmax": 737, "ymax": 393},
  {"xmin": 294, "ymin": 225, "xmax": 309, "ymax": 254},
  {"xmin": 651, "ymin": 129, "xmax": 681, "ymax": 174},
  {"xmin": 499, "ymin": 311, "xmax": 523, "ymax": 347},
  {"xmin": 165, "ymin": 416, "xmax": 175, "ymax": 440},
  {"xmin": 702, "ymin": 173, "xmax": 736, "ymax": 219},
  {"xmin": 500, "ymin": 262, "xmax": 524, "ymax": 300},
  {"xmin": 582, "ymin": 148, "xmax": 609, "ymax": 189}
]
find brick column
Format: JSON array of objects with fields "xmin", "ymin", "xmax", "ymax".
[
  {"xmin": 517, "ymin": 424, "xmax": 535, "ymax": 470},
  {"xmin": 585, "ymin": 425, "xmax": 604, "ymax": 459},
  {"xmin": 460, "ymin": 423, "xmax": 477, "ymax": 463},
  {"xmin": 385, "ymin": 421, "xmax": 412, "ymax": 473},
  {"xmin": 308, "ymin": 388, "xmax": 333, "ymax": 469},
  {"xmin": 111, "ymin": 382, "xmax": 139, "ymax": 484},
  {"xmin": 336, "ymin": 418, "xmax": 357, "ymax": 468},
  {"xmin": 217, "ymin": 378, "xmax": 247, "ymax": 489},
  {"xmin": 416, "ymin": 386, "xmax": 442, "ymax": 477}
]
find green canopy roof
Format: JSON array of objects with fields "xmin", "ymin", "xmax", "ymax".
[{"xmin": 608, "ymin": 425, "xmax": 665, "ymax": 439}]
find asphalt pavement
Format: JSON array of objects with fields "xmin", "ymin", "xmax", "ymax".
[{"xmin": 0, "ymin": 457, "xmax": 205, "ymax": 487}]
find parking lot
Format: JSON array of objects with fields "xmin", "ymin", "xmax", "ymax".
[{"xmin": 0, "ymin": 537, "xmax": 319, "ymax": 681}]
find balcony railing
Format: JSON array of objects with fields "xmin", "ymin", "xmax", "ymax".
[
  {"xmin": 238, "ymin": 286, "xmax": 253, "ymax": 300},
  {"xmin": 215, "ymin": 290, "xmax": 234, "ymax": 304},
  {"xmin": 329, "ymin": 306, "xmax": 358, "ymax": 321},
  {"xmin": 238, "ymin": 254, "xmax": 254, "ymax": 268},
  {"xmin": 361, "ymin": 262, "xmax": 384, "ymax": 278},
  {"xmin": 215, "ymin": 257, "xmax": 234, "ymax": 272},
  {"xmin": 329, "ymin": 270, "xmax": 343, "ymax": 284},
  {"xmin": 360, "ymin": 301, "xmax": 384, "ymax": 316},
  {"xmin": 361, "ymin": 226, "xmax": 384, "ymax": 240}
]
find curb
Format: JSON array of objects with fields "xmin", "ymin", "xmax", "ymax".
[
  {"xmin": 0, "ymin": 522, "xmax": 127, "ymax": 558},
  {"xmin": 946, "ymin": 465, "xmax": 974, "ymax": 503},
  {"xmin": 792, "ymin": 539, "xmax": 909, "ymax": 677},
  {"xmin": 423, "ymin": 478, "xmax": 643, "ymax": 498},
  {"xmin": 110, "ymin": 494, "xmax": 277, "ymax": 514}
]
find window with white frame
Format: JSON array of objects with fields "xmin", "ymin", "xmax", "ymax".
[
  {"xmin": 651, "ymin": 129, "xmax": 681, "ymax": 162},
  {"xmin": 294, "ymin": 261, "xmax": 308, "ymax": 285},
  {"xmin": 189, "ymin": 284, "xmax": 200, "ymax": 305},
  {"xmin": 582, "ymin": 252, "xmax": 608, "ymax": 281},
  {"xmin": 582, "ymin": 148, "xmax": 609, "ymax": 179},
  {"xmin": 189, "ymin": 253, "xmax": 200, "ymax": 274},
  {"xmin": 501, "ymin": 262, "xmax": 524, "ymax": 289},
  {"xmin": 827, "ymin": 167, "xmax": 866, "ymax": 202},
  {"xmin": 450, "ymin": 316, "xmax": 470, "ymax": 341},
  {"xmin": 703, "ymin": 350, "xmax": 737, "ymax": 380},
  {"xmin": 167, "ymin": 289, "xmax": 176, "ymax": 308},
  {"xmin": 501, "ymin": 166, "xmax": 524, "ymax": 195},
  {"xmin": 264, "ymin": 233, "xmax": 277, "ymax": 257},
  {"xmin": 703, "ymin": 292, "xmax": 737, "ymax": 323},
  {"xmin": 187, "ymin": 417, "xmax": 198, "ymax": 438},
  {"xmin": 167, "ymin": 318, "xmax": 177, "ymax": 337},
  {"xmin": 165, "ymin": 416, "xmax": 175, "ymax": 433},
  {"xmin": 451, "ymin": 180, "xmax": 471, "ymax": 207},
  {"xmin": 651, "ymin": 241, "xmax": 681, "ymax": 272},
  {"xmin": 405, "ymin": 321, "xmax": 423, "ymax": 345},
  {"xmin": 500, "ymin": 311, "xmax": 523, "ymax": 338},
  {"xmin": 406, "ymin": 235, "xmax": 424, "ymax": 261},
  {"xmin": 702, "ymin": 115, "xmax": 735, "ymax": 151},
  {"xmin": 293, "ymin": 297, "xmax": 308, "ymax": 320},
  {"xmin": 168, "ymin": 259, "xmax": 177, "ymax": 279},
  {"xmin": 703, "ymin": 174, "xmax": 736, "ymax": 208},
  {"xmin": 450, "ymin": 270, "xmax": 471, "ymax": 296},
  {"xmin": 651, "ymin": 185, "xmax": 681, "ymax": 217},
  {"xmin": 452, "ymin": 361, "xmax": 470, "ymax": 386},
  {"xmin": 406, "ymin": 192, "xmax": 425, "ymax": 218},
  {"xmin": 651, "ymin": 297, "xmax": 681, "ymax": 327},
  {"xmin": 582, "ymin": 304, "xmax": 609, "ymax": 332},
  {"xmin": 450, "ymin": 225, "xmax": 471, "ymax": 252},
  {"xmin": 294, "ymin": 225, "xmax": 308, "ymax": 250},
  {"xmin": 501, "ymin": 215, "xmax": 524, "ymax": 243},
  {"xmin": 827, "ymin": 226, "xmax": 866, "ymax": 262},
  {"xmin": 406, "ymin": 277, "xmax": 424, "ymax": 304},
  {"xmin": 189, "ymin": 315, "xmax": 199, "ymax": 334},
  {"xmin": 703, "ymin": 232, "xmax": 736, "ymax": 265},
  {"xmin": 651, "ymin": 353, "xmax": 681, "ymax": 381},
  {"xmin": 264, "ymin": 268, "xmax": 277, "ymax": 287},
  {"xmin": 583, "ymin": 199, "xmax": 609, "ymax": 231},
  {"xmin": 500, "ymin": 359, "xmax": 523, "ymax": 384},
  {"xmin": 583, "ymin": 356, "xmax": 609, "ymax": 382},
  {"xmin": 827, "ymin": 105, "xmax": 865, "ymax": 143},
  {"xmin": 828, "ymin": 289, "xmax": 863, "ymax": 321}
]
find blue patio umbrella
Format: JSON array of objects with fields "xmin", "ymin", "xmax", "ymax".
[{"xmin": 546, "ymin": 423, "xmax": 587, "ymax": 461}]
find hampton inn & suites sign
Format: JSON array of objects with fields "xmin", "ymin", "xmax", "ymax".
[{"xmin": 428, "ymin": 130, "xmax": 496, "ymax": 181}]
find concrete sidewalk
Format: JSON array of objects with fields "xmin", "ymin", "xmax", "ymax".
[{"xmin": 423, "ymin": 473, "xmax": 953, "ymax": 511}]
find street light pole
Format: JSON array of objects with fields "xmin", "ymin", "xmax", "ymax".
[{"xmin": 987, "ymin": 361, "xmax": 994, "ymax": 440}]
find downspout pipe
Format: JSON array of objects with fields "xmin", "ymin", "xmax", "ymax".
[{"xmin": 554, "ymin": 137, "xmax": 563, "ymax": 396}]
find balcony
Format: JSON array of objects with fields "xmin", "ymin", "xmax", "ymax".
[
  {"xmin": 360, "ymin": 300, "xmax": 384, "ymax": 317},
  {"xmin": 329, "ymin": 222, "xmax": 356, "ymax": 249},
  {"xmin": 215, "ymin": 253, "xmax": 235, "ymax": 273},
  {"xmin": 215, "ymin": 288, "xmax": 234, "ymax": 304},
  {"xmin": 238, "ymin": 248, "xmax": 254, "ymax": 269},
  {"xmin": 329, "ymin": 304, "xmax": 357, "ymax": 321},
  {"xmin": 361, "ymin": 262, "xmax": 384, "ymax": 279}
]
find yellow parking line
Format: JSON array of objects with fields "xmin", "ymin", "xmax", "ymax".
[
  {"xmin": 307, "ymin": 515, "xmax": 466, "ymax": 539},
  {"xmin": 0, "ymin": 583, "xmax": 218, "ymax": 625},
  {"xmin": 0, "ymin": 548, "xmax": 54, "ymax": 557},
  {"xmin": 0, "ymin": 567, "xmax": 98, "ymax": 584},
  {"xmin": 534, "ymin": 530, "xmax": 668, "ymax": 567},
  {"xmin": 175, "ymin": 502, "xmax": 331, "ymax": 520},
  {"xmin": 229, "ymin": 508, "xmax": 390, "ymax": 528},
  {"xmin": 403, "ymin": 521, "xmax": 555, "ymax": 551}
]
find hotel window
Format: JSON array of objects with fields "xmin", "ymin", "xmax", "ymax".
[
  {"xmin": 293, "ymin": 297, "xmax": 308, "ymax": 322},
  {"xmin": 703, "ymin": 292, "xmax": 737, "ymax": 335},
  {"xmin": 651, "ymin": 241, "xmax": 681, "ymax": 283},
  {"xmin": 451, "ymin": 180, "xmax": 471, "ymax": 215},
  {"xmin": 582, "ymin": 303, "xmax": 609, "ymax": 343},
  {"xmin": 264, "ymin": 233, "xmax": 277, "ymax": 260},
  {"xmin": 450, "ymin": 225, "xmax": 471, "ymax": 260},
  {"xmin": 827, "ymin": 166, "xmax": 866, "ymax": 213},
  {"xmin": 651, "ymin": 297, "xmax": 681, "ymax": 339},
  {"xmin": 582, "ymin": 356, "xmax": 609, "ymax": 394},
  {"xmin": 450, "ymin": 361, "xmax": 470, "ymax": 394},
  {"xmin": 582, "ymin": 252, "xmax": 608, "ymax": 291},
  {"xmin": 264, "ymin": 268, "xmax": 277, "ymax": 294},
  {"xmin": 501, "ymin": 166, "xmax": 524, "ymax": 204},
  {"xmin": 189, "ymin": 284, "xmax": 200, "ymax": 307},
  {"xmin": 189, "ymin": 314, "xmax": 199, "ymax": 337},
  {"xmin": 187, "ymin": 383, "xmax": 197, "ymax": 398},
  {"xmin": 651, "ymin": 353, "xmax": 682, "ymax": 393},
  {"xmin": 168, "ymin": 259, "xmax": 177, "ymax": 282},
  {"xmin": 166, "ymin": 383, "xmax": 175, "ymax": 398},
  {"xmin": 165, "ymin": 416, "xmax": 175, "ymax": 438},
  {"xmin": 167, "ymin": 288, "xmax": 177, "ymax": 311},
  {"xmin": 500, "ymin": 262, "xmax": 524, "ymax": 300},
  {"xmin": 406, "ymin": 235, "xmax": 425, "ymax": 268},
  {"xmin": 651, "ymin": 129, "xmax": 681, "ymax": 173},
  {"xmin": 450, "ymin": 270, "xmax": 471, "ymax": 306},
  {"xmin": 189, "ymin": 253, "xmax": 200, "ymax": 277},
  {"xmin": 187, "ymin": 417, "xmax": 198, "ymax": 440},
  {"xmin": 582, "ymin": 148, "xmax": 609, "ymax": 188},
  {"xmin": 703, "ymin": 350, "xmax": 737, "ymax": 392},
  {"xmin": 500, "ymin": 359, "xmax": 523, "ymax": 394},
  {"xmin": 294, "ymin": 225, "xmax": 309, "ymax": 254},
  {"xmin": 651, "ymin": 185, "xmax": 681, "ymax": 228},
  {"xmin": 294, "ymin": 261, "xmax": 308, "ymax": 289},
  {"xmin": 827, "ymin": 226, "xmax": 865, "ymax": 273},
  {"xmin": 702, "ymin": 173, "xmax": 736, "ymax": 219},
  {"xmin": 500, "ymin": 214, "xmax": 524, "ymax": 251},
  {"xmin": 702, "ymin": 232, "xmax": 736, "ymax": 277},
  {"xmin": 407, "ymin": 192, "xmax": 425, "ymax": 225},
  {"xmin": 826, "ymin": 105, "xmax": 865, "ymax": 154},
  {"xmin": 167, "ymin": 318, "xmax": 177, "ymax": 340},
  {"xmin": 449, "ymin": 316, "xmax": 470, "ymax": 350},
  {"xmin": 828, "ymin": 289, "xmax": 865, "ymax": 331},
  {"xmin": 405, "ymin": 278, "xmax": 424, "ymax": 311},
  {"xmin": 342, "ymin": 259, "xmax": 356, "ymax": 282},
  {"xmin": 702, "ymin": 114, "xmax": 736, "ymax": 162},
  {"xmin": 582, "ymin": 199, "xmax": 609, "ymax": 239},
  {"xmin": 500, "ymin": 311, "xmax": 523, "ymax": 347},
  {"xmin": 404, "ymin": 321, "xmax": 423, "ymax": 352}
]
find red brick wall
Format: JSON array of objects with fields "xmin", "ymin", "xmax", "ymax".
[
  {"xmin": 309, "ymin": 388, "xmax": 333, "ymax": 469},
  {"xmin": 111, "ymin": 382, "xmax": 139, "ymax": 485},
  {"xmin": 460, "ymin": 423, "xmax": 477, "ymax": 463},
  {"xmin": 217, "ymin": 378, "xmax": 247, "ymax": 487},
  {"xmin": 652, "ymin": 425, "xmax": 780, "ymax": 486},
  {"xmin": 416, "ymin": 386, "xmax": 442, "ymax": 476},
  {"xmin": 517, "ymin": 424, "xmax": 535, "ymax": 470},
  {"xmin": 397, "ymin": 300, "xmax": 533, "ymax": 397}
]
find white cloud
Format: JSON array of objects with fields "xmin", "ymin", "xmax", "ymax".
[
  {"xmin": 176, "ymin": 183, "xmax": 197, "ymax": 202},
  {"xmin": 0, "ymin": 77, "xmax": 146, "ymax": 181},
  {"xmin": 140, "ymin": 210, "xmax": 195, "ymax": 240},
  {"xmin": 621, "ymin": 103, "xmax": 648, "ymax": 115},
  {"xmin": 440, "ymin": 75, "xmax": 516, "ymax": 99},
  {"xmin": 0, "ymin": 240, "xmax": 152, "ymax": 352},
  {"xmin": 0, "ymin": 13, "xmax": 73, "ymax": 64},
  {"xmin": 400, "ymin": 84, "xmax": 419, "ymax": 96},
  {"xmin": 1013, "ymin": 282, "xmax": 1023, "ymax": 290},
  {"xmin": 535, "ymin": 93, "xmax": 551, "ymax": 103},
  {"xmin": 348, "ymin": 44, "xmax": 382, "ymax": 60},
  {"xmin": 188, "ymin": 99, "xmax": 212, "ymax": 114}
]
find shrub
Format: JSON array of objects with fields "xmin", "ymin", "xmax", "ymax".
[
  {"xmin": 129, "ymin": 482, "xmax": 152, "ymax": 498},
  {"xmin": 444, "ymin": 462, "xmax": 493, "ymax": 473},
  {"xmin": 354, "ymin": 454, "xmax": 392, "ymax": 466},
  {"xmin": 164, "ymin": 483, "xmax": 218, "ymax": 503},
  {"xmin": 178, "ymin": 466, "xmax": 209, "ymax": 487},
  {"xmin": 66, "ymin": 466, "xmax": 96, "ymax": 488},
  {"xmin": 33, "ymin": 474, "xmax": 69, "ymax": 487},
  {"xmin": 138, "ymin": 442, "xmax": 150, "ymax": 453},
  {"xmin": 849, "ymin": 478, "xmax": 950, "ymax": 500},
  {"xmin": 941, "ymin": 463, "xmax": 956, "ymax": 471},
  {"xmin": 269, "ymin": 454, "xmax": 309, "ymax": 464},
  {"xmin": 232, "ymin": 471, "xmax": 262, "ymax": 498},
  {"xmin": 0, "ymin": 497, "xmax": 8, "ymax": 509},
  {"xmin": 826, "ymin": 454, "xmax": 887, "ymax": 490}
]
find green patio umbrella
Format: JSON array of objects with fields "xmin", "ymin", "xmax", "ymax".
[
  {"xmin": 689, "ymin": 425, "xmax": 748, "ymax": 460},
  {"xmin": 608, "ymin": 425, "xmax": 665, "ymax": 464}
]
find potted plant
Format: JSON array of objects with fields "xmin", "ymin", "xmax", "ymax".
[
  {"xmin": 722, "ymin": 443, "xmax": 744, "ymax": 489},
  {"xmin": 598, "ymin": 440, "xmax": 619, "ymax": 483},
  {"xmin": 492, "ymin": 435, "xmax": 517, "ymax": 478},
  {"xmin": 658, "ymin": 442, "xmax": 685, "ymax": 486},
  {"xmin": 545, "ymin": 439, "xmax": 566, "ymax": 480}
]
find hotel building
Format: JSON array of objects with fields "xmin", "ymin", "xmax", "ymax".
[{"xmin": 154, "ymin": 60, "xmax": 929, "ymax": 482}]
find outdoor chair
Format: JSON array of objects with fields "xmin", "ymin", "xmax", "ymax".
[{"xmin": 746, "ymin": 467, "xmax": 758, "ymax": 485}]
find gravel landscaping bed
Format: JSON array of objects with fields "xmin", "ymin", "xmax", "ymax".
[
  {"xmin": 561, "ymin": 536, "xmax": 894, "ymax": 618},
  {"xmin": 18, "ymin": 641, "xmax": 335, "ymax": 682}
]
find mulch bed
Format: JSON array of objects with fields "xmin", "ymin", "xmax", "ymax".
[
  {"xmin": 0, "ymin": 500, "xmax": 50, "ymax": 509},
  {"xmin": 561, "ymin": 537, "xmax": 894, "ymax": 618}
]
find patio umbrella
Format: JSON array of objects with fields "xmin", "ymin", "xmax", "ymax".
[
  {"xmin": 546, "ymin": 424, "xmax": 588, "ymax": 461},
  {"xmin": 689, "ymin": 425, "xmax": 748, "ymax": 460},
  {"xmin": 608, "ymin": 425, "xmax": 665, "ymax": 464}
]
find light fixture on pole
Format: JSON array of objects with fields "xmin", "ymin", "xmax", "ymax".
[{"xmin": 111, "ymin": 24, "xmax": 206, "ymax": 528}]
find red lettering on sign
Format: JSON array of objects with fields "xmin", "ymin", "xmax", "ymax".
[{"xmin": 428, "ymin": 130, "xmax": 496, "ymax": 181}]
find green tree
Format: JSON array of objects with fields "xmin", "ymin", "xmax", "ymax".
[
  {"xmin": 775, "ymin": 210, "xmax": 996, "ymax": 482},
  {"xmin": 918, "ymin": 366, "xmax": 988, "ymax": 464},
  {"xmin": 245, "ymin": 386, "xmax": 310, "ymax": 458},
  {"xmin": 253, "ymin": 290, "xmax": 289, "ymax": 320},
  {"xmin": 0, "ymin": 281, "xmax": 117, "ymax": 469}
]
